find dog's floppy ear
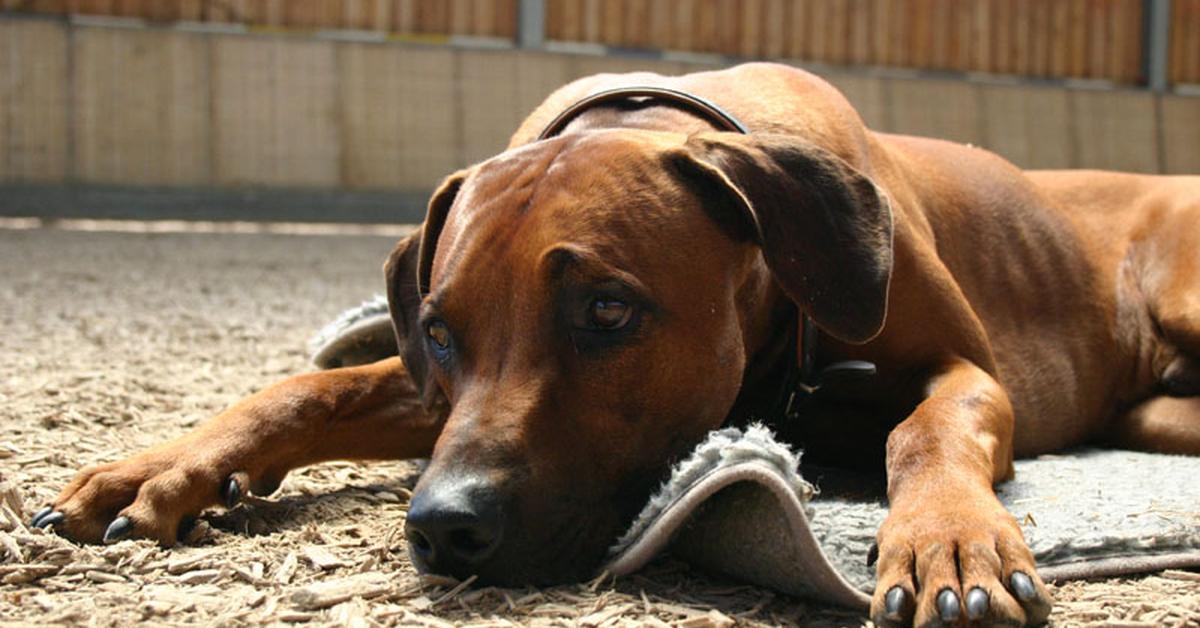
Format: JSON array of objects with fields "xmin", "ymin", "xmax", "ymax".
[
  {"xmin": 384, "ymin": 170, "xmax": 468, "ymax": 409},
  {"xmin": 668, "ymin": 133, "xmax": 894, "ymax": 344}
]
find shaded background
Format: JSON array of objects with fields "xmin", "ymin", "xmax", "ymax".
[{"xmin": 1, "ymin": 0, "xmax": 1198, "ymax": 224}]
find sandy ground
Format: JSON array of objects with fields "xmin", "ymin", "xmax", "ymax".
[{"xmin": 1, "ymin": 225, "xmax": 1198, "ymax": 627}]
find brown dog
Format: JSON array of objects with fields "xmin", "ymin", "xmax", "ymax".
[{"xmin": 37, "ymin": 63, "xmax": 1200, "ymax": 627}]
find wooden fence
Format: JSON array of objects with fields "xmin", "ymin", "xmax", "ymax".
[
  {"xmin": 5, "ymin": 0, "xmax": 1200, "ymax": 86},
  {"xmin": 2, "ymin": 15, "xmax": 1197, "ymax": 196},
  {"xmin": 1173, "ymin": 0, "xmax": 1200, "ymax": 85},
  {"xmin": 0, "ymin": 0, "xmax": 519, "ymax": 37},
  {"xmin": 547, "ymin": 0, "xmax": 1150, "ymax": 83}
]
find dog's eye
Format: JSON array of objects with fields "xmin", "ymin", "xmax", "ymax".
[
  {"xmin": 589, "ymin": 299, "xmax": 632, "ymax": 330},
  {"xmin": 426, "ymin": 321, "xmax": 451, "ymax": 355}
]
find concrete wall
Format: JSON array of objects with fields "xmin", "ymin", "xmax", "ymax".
[{"xmin": 1, "ymin": 16, "xmax": 1197, "ymax": 214}]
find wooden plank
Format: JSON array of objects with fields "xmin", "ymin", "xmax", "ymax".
[
  {"xmin": 1012, "ymin": 0, "xmax": 1029, "ymax": 76},
  {"xmin": 674, "ymin": 0, "xmax": 696, "ymax": 51},
  {"xmin": 178, "ymin": 0, "xmax": 203, "ymax": 21},
  {"xmin": 762, "ymin": 0, "xmax": 786, "ymax": 58},
  {"xmin": 993, "ymin": 0, "xmax": 1013, "ymax": 73},
  {"xmin": 338, "ymin": 43, "xmax": 457, "ymax": 189},
  {"xmin": 847, "ymin": 0, "xmax": 871, "ymax": 65},
  {"xmin": 648, "ymin": 0, "xmax": 672, "ymax": 50},
  {"xmin": 22, "ymin": 0, "xmax": 66, "ymax": 14},
  {"xmin": 449, "ymin": 0, "xmax": 472, "ymax": 35},
  {"xmin": 888, "ymin": 78, "xmax": 982, "ymax": 144},
  {"xmin": 889, "ymin": 0, "xmax": 910, "ymax": 66},
  {"xmin": 740, "ymin": 0, "xmax": 763, "ymax": 58},
  {"xmin": 1159, "ymin": 95, "xmax": 1200, "ymax": 174},
  {"xmin": 624, "ymin": 0, "xmax": 651, "ymax": 49},
  {"xmin": 1182, "ymin": 0, "xmax": 1195, "ymax": 84},
  {"xmin": 826, "ymin": 0, "xmax": 849, "ymax": 64},
  {"xmin": 1185, "ymin": 0, "xmax": 1195, "ymax": 84},
  {"xmin": 1108, "ymin": 0, "xmax": 1135, "ymax": 84},
  {"xmin": 1086, "ymin": 0, "xmax": 1108, "ymax": 80},
  {"xmin": 72, "ymin": 27, "xmax": 212, "ymax": 185},
  {"xmin": 872, "ymin": 0, "xmax": 893, "ymax": 66},
  {"xmin": 416, "ymin": 0, "xmax": 449, "ymax": 33},
  {"xmin": 470, "ymin": 0, "xmax": 497, "ymax": 36},
  {"xmin": 394, "ymin": 0, "xmax": 417, "ymax": 33},
  {"xmin": 787, "ymin": 0, "xmax": 812, "ymax": 60},
  {"xmin": 1185, "ymin": 0, "xmax": 1200, "ymax": 83},
  {"xmin": 601, "ymin": 0, "xmax": 623, "ymax": 45},
  {"xmin": 1067, "ymin": 0, "xmax": 1088, "ymax": 77},
  {"xmin": 1123, "ymin": 0, "xmax": 1144, "ymax": 83},
  {"xmin": 1029, "ymin": 0, "xmax": 1050, "ymax": 76},
  {"xmin": 346, "ymin": 0, "xmax": 368, "ymax": 30},
  {"xmin": 545, "ymin": 0, "xmax": 562, "ymax": 39},
  {"xmin": 364, "ymin": 0, "xmax": 387, "ymax": 31},
  {"xmin": 0, "ymin": 19, "xmax": 69, "ymax": 183},
  {"xmin": 494, "ymin": 0, "xmax": 516, "ymax": 38},
  {"xmin": 556, "ymin": 0, "xmax": 583, "ymax": 41},
  {"xmin": 1050, "ymin": 0, "xmax": 1071, "ymax": 77},
  {"xmin": 715, "ymin": 0, "xmax": 740, "ymax": 56},
  {"xmin": 1069, "ymin": 89, "xmax": 1159, "ymax": 172},
  {"xmin": 581, "ymin": 0, "xmax": 602, "ymax": 43},
  {"xmin": 909, "ymin": 0, "xmax": 931, "ymax": 69},
  {"xmin": 928, "ymin": 0, "xmax": 950, "ymax": 69},
  {"xmin": 73, "ymin": 0, "xmax": 111, "ymax": 15},
  {"xmin": 212, "ymin": 35, "xmax": 339, "ymax": 187},
  {"xmin": 809, "ymin": 0, "xmax": 828, "ymax": 62},
  {"xmin": 264, "ymin": 0, "xmax": 286, "ymax": 26},
  {"xmin": 979, "ymin": 84, "xmax": 1072, "ymax": 169}
]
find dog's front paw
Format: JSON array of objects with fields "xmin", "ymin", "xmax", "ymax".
[
  {"xmin": 870, "ymin": 497, "xmax": 1052, "ymax": 627},
  {"xmin": 32, "ymin": 441, "xmax": 282, "ymax": 546}
]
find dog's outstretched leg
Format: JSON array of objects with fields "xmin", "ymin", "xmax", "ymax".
[
  {"xmin": 870, "ymin": 360, "xmax": 1053, "ymax": 628},
  {"xmin": 34, "ymin": 357, "xmax": 442, "ymax": 545}
]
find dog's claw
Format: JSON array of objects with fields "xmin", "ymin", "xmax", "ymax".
[
  {"xmin": 1010, "ymin": 571, "xmax": 1036, "ymax": 601},
  {"xmin": 35, "ymin": 511, "xmax": 64, "ymax": 529},
  {"xmin": 223, "ymin": 476, "xmax": 242, "ymax": 508},
  {"xmin": 866, "ymin": 542, "xmax": 879, "ymax": 567},
  {"xmin": 936, "ymin": 588, "xmax": 961, "ymax": 622},
  {"xmin": 103, "ymin": 516, "xmax": 133, "ymax": 543},
  {"xmin": 1009, "ymin": 570, "xmax": 1052, "ymax": 624},
  {"xmin": 884, "ymin": 586, "xmax": 907, "ymax": 620},
  {"xmin": 966, "ymin": 587, "xmax": 989, "ymax": 620},
  {"xmin": 30, "ymin": 506, "xmax": 53, "ymax": 528}
]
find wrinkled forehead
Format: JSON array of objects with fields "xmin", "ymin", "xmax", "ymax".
[{"xmin": 428, "ymin": 130, "xmax": 696, "ymax": 294}]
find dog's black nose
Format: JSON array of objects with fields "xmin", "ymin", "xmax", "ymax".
[{"xmin": 405, "ymin": 482, "xmax": 503, "ymax": 576}]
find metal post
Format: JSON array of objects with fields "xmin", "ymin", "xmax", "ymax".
[
  {"xmin": 517, "ymin": 0, "xmax": 545, "ymax": 49},
  {"xmin": 1144, "ymin": 0, "xmax": 1172, "ymax": 91}
]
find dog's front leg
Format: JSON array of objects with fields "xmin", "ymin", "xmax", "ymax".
[
  {"xmin": 35, "ymin": 357, "xmax": 442, "ymax": 545},
  {"xmin": 870, "ymin": 360, "xmax": 1052, "ymax": 627}
]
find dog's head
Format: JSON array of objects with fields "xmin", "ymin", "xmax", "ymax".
[{"xmin": 384, "ymin": 129, "xmax": 893, "ymax": 584}]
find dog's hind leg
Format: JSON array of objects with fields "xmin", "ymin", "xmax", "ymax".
[
  {"xmin": 1141, "ymin": 200, "xmax": 1200, "ymax": 387},
  {"xmin": 34, "ymin": 357, "xmax": 443, "ymax": 545}
]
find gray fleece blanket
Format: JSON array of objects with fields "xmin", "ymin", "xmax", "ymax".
[{"xmin": 311, "ymin": 298, "xmax": 1200, "ymax": 610}]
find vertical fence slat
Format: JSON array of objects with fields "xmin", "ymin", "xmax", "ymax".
[
  {"xmin": 0, "ymin": 19, "xmax": 69, "ymax": 183},
  {"xmin": 25, "ymin": 0, "xmax": 1162, "ymax": 85}
]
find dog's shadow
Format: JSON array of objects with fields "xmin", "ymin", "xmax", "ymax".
[{"xmin": 201, "ymin": 464, "xmax": 424, "ymax": 540}]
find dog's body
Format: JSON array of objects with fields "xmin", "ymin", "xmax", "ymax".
[{"xmin": 40, "ymin": 64, "xmax": 1199, "ymax": 627}]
